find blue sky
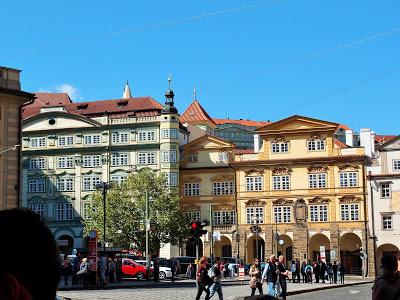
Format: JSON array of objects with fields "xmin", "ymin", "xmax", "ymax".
[{"xmin": 2, "ymin": 0, "xmax": 399, "ymax": 134}]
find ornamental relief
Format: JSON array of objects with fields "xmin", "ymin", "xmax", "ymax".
[
  {"xmin": 273, "ymin": 198, "xmax": 294, "ymax": 206},
  {"xmin": 182, "ymin": 205, "xmax": 200, "ymax": 212},
  {"xmin": 272, "ymin": 166, "xmax": 292, "ymax": 175},
  {"xmin": 212, "ymin": 204, "xmax": 235, "ymax": 211},
  {"xmin": 183, "ymin": 176, "xmax": 201, "ymax": 183},
  {"xmin": 307, "ymin": 165, "xmax": 328, "ymax": 173},
  {"xmin": 308, "ymin": 134, "xmax": 325, "ymax": 141},
  {"xmin": 211, "ymin": 174, "xmax": 234, "ymax": 181},
  {"xmin": 338, "ymin": 163, "xmax": 360, "ymax": 170},
  {"xmin": 245, "ymin": 199, "xmax": 266, "ymax": 207},
  {"xmin": 308, "ymin": 196, "xmax": 330, "ymax": 204},
  {"xmin": 339, "ymin": 195, "xmax": 362, "ymax": 203},
  {"xmin": 244, "ymin": 168, "xmax": 265, "ymax": 176},
  {"xmin": 273, "ymin": 136, "xmax": 287, "ymax": 143}
]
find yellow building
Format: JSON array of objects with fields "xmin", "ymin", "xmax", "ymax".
[
  {"xmin": 180, "ymin": 134, "xmax": 237, "ymax": 259},
  {"xmin": 231, "ymin": 115, "xmax": 374, "ymax": 276}
]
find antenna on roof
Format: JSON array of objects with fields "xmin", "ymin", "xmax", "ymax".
[{"xmin": 193, "ymin": 87, "xmax": 197, "ymax": 100}]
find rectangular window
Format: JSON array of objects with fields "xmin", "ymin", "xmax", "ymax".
[
  {"xmin": 56, "ymin": 178, "xmax": 74, "ymax": 192},
  {"xmin": 340, "ymin": 204, "xmax": 359, "ymax": 221},
  {"xmin": 274, "ymin": 206, "xmax": 292, "ymax": 223},
  {"xmin": 272, "ymin": 175, "xmax": 290, "ymax": 190},
  {"xmin": 339, "ymin": 172, "xmax": 358, "ymax": 187},
  {"xmin": 246, "ymin": 207, "xmax": 264, "ymax": 224},
  {"xmin": 184, "ymin": 183, "xmax": 200, "ymax": 196},
  {"xmin": 382, "ymin": 215, "xmax": 393, "ymax": 230},
  {"xmin": 162, "ymin": 128, "xmax": 178, "ymax": 139},
  {"xmin": 271, "ymin": 142, "xmax": 289, "ymax": 153},
  {"xmin": 82, "ymin": 202, "xmax": 91, "ymax": 220},
  {"xmin": 213, "ymin": 211, "xmax": 236, "ymax": 225},
  {"xmin": 309, "ymin": 173, "xmax": 327, "ymax": 188},
  {"xmin": 57, "ymin": 156, "xmax": 75, "ymax": 169},
  {"xmin": 28, "ymin": 158, "xmax": 46, "ymax": 170},
  {"xmin": 137, "ymin": 152, "xmax": 156, "ymax": 164},
  {"xmin": 58, "ymin": 136, "xmax": 74, "ymax": 147},
  {"xmin": 28, "ymin": 204, "xmax": 45, "ymax": 218},
  {"xmin": 111, "ymin": 132, "xmax": 129, "ymax": 144},
  {"xmin": 84, "ymin": 135, "xmax": 101, "ymax": 145},
  {"xmin": 164, "ymin": 172, "xmax": 178, "ymax": 187},
  {"xmin": 138, "ymin": 130, "xmax": 156, "ymax": 142},
  {"xmin": 83, "ymin": 176, "xmax": 101, "ymax": 191},
  {"xmin": 246, "ymin": 176, "xmax": 263, "ymax": 191},
  {"xmin": 309, "ymin": 205, "xmax": 328, "ymax": 222},
  {"xmin": 161, "ymin": 150, "xmax": 177, "ymax": 163},
  {"xmin": 185, "ymin": 211, "xmax": 200, "ymax": 221},
  {"xmin": 307, "ymin": 140, "xmax": 325, "ymax": 151},
  {"xmin": 394, "ymin": 160, "xmax": 400, "ymax": 171},
  {"xmin": 56, "ymin": 203, "xmax": 73, "ymax": 221},
  {"xmin": 213, "ymin": 181, "xmax": 234, "ymax": 195},
  {"xmin": 188, "ymin": 153, "xmax": 198, "ymax": 163},
  {"xmin": 28, "ymin": 178, "xmax": 45, "ymax": 193},
  {"xmin": 110, "ymin": 175, "xmax": 128, "ymax": 185},
  {"xmin": 381, "ymin": 183, "xmax": 391, "ymax": 198},
  {"xmin": 111, "ymin": 153, "xmax": 129, "ymax": 166},
  {"xmin": 82, "ymin": 155, "xmax": 102, "ymax": 167},
  {"xmin": 218, "ymin": 152, "xmax": 228, "ymax": 162},
  {"xmin": 30, "ymin": 137, "xmax": 46, "ymax": 148}
]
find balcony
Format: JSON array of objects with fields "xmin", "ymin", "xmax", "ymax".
[
  {"xmin": 212, "ymin": 224, "xmax": 235, "ymax": 233},
  {"xmin": 109, "ymin": 116, "xmax": 159, "ymax": 125}
]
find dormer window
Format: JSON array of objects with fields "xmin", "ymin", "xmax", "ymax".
[
  {"xmin": 77, "ymin": 104, "xmax": 88, "ymax": 110},
  {"xmin": 117, "ymin": 100, "xmax": 128, "ymax": 108}
]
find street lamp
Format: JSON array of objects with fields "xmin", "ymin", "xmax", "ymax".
[{"xmin": 95, "ymin": 181, "xmax": 112, "ymax": 255}]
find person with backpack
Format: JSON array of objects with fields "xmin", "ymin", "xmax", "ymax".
[
  {"xmin": 305, "ymin": 261, "xmax": 313, "ymax": 284},
  {"xmin": 77, "ymin": 257, "xmax": 89, "ymax": 288},
  {"xmin": 327, "ymin": 262, "xmax": 333, "ymax": 283},
  {"xmin": 249, "ymin": 257, "xmax": 263, "ymax": 296},
  {"xmin": 313, "ymin": 261, "xmax": 320, "ymax": 283},
  {"xmin": 196, "ymin": 256, "xmax": 211, "ymax": 300},
  {"xmin": 290, "ymin": 260, "xmax": 297, "ymax": 283},
  {"xmin": 209, "ymin": 257, "xmax": 223, "ymax": 300},
  {"xmin": 262, "ymin": 255, "xmax": 277, "ymax": 296},
  {"xmin": 372, "ymin": 254, "xmax": 400, "ymax": 300}
]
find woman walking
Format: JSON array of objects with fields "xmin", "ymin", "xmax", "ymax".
[{"xmin": 249, "ymin": 258, "xmax": 263, "ymax": 296}]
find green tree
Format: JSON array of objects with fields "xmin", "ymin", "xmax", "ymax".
[{"xmin": 83, "ymin": 168, "xmax": 189, "ymax": 254}]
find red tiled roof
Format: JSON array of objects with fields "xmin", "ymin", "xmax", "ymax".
[
  {"xmin": 33, "ymin": 93, "xmax": 72, "ymax": 107},
  {"xmin": 212, "ymin": 118, "xmax": 271, "ymax": 127},
  {"xmin": 334, "ymin": 138, "xmax": 348, "ymax": 148},
  {"xmin": 374, "ymin": 135, "xmax": 396, "ymax": 144},
  {"xmin": 234, "ymin": 149, "xmax": 255, "ymax": 154},
  {"xmin": 22, "ymin": 95, "xmax": 163, "ymax": 119},
  {"xmin": 337, "ymin": 124, "xmax": 350, "ymax": 131},
  {"xmin": 180, "ymin": 100, "xmax": 215, "ymax": 124}
]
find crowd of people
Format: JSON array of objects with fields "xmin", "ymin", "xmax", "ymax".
[{"xmin": 289, "ymin": 259, "xmax": 346, "ymax": 284}]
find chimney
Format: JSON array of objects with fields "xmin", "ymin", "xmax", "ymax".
[
  {"xmin": 0, "ymin": 66, "xmax": 21, "ymax": 91},
  {"xmin": 254, "ymin": 134, "xmax": 260, "ymax": 153},
  {"xmin": 360, "ymin": 128, "xmax": 373, "ymax": 157},
  {"xmin": 345, "ymin": 130, "xmax": 353, "ymax": 146},
  {"xmin": 371, "ymin": 131, "xmax": 376, "ymax": 155}
]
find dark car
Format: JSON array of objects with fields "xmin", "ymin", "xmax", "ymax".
[{"xmin": 172, "ymin": 256, "xmax": 196, "ymax": 274}]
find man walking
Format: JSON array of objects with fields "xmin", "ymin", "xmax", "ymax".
[
  {"xmin": 277, "ymin": 255, "xmax": 288, "ymax": 300},
  {"xmin": 262, "ymin": 254, "xmax": 278, "ymax": 297},
  {"xmin": 339, "ymin": 263, "xmax": 346, "ymax": 284},
  {"xmin": 332, "ymin": 261, "xmax": 338, "ymax": 283},
  {"xmin": 209, "ymin": 257, "xmax": 223, "ymax": 300}
]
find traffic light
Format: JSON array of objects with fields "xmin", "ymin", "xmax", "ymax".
[{"xmin": 190, "ymin": 220, "xmax": 207, "ymax": 237}]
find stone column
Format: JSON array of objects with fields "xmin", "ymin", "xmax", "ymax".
[
  {"xmin": 293, "ymin": 222, "xmax": 308, "ymax": 261},
  {"xmin": 330, "ymin": 223, "xmax": 340, "ymax": 263},
  {"xmin": 264, "ymin": 225, "xmax": 274, "ymax": 258},
  {"xmin": 238, "ymin": 225, "xmax": 247, "ymax": 262},
  {"xmin": 367, "ymin": 238, "xmax": 376, "ymax": 277}
]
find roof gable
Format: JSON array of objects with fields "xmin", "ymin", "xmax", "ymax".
[
  {"xmin": 378, "ymin": 135, "xmax": 400, "ymax": 150},
  {"xmin": 180, "ymin": 100, "xmax": 215, "ymax": 126},
  {"xmin": 183, "ymin": 134, "xmax": 234, "ymax": 150}
]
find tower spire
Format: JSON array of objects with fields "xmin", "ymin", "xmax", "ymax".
[
  {"xmin": 193, "ymin": 87, "xmax": 197, "ymax": 100},
  {"xmin": 122, "ymin": 81, "xmax": 132, "ymax": 99}
]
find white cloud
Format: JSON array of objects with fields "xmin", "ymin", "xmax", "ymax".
[{"xmin": 38, "ymin": 83, "xmax": 82, "ymax": 100}]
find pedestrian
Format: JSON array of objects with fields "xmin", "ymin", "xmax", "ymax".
[
  {"xmin": 196, "ymin": 256, "xmax": 211, "ymax": 300},
  {"xmin": 301, "ymin": 261, "xmax": 307, "ymax": 283},
  {"xmin": 62, "ymin": 255, "xmax": 71, "ymax": 285},
  {"xmin": 228, "ymin": 262, "xmax": 235, "ymax": 279},
  {"xmin": 327, "ymin": 262, "xmax": 333, "ymax": 283},
  {"xmin": 209, "ymin": 257, "xmax": 223, "ymax": 300},
  {"xmin": 372, "ymin": 254, "xmax": 400, "ymax": 300},
  {"xmin": 290, "ymin": 260, "xmax": 296, "ymax": 283},
  {"xmin": 249, "ymin": 258, "xmax": 263, "ymax": 296},
  {"xmin": 116, "ymin": 257, "xmax": 122, "ymax": 282},
  {"xmin": 313, "ymin": 261, "xmax": 320, "ymax": 283},
  {"xmin": 338, "ymin": 263, "xmax": 345, "ymax": 284},
  {"xmin": 77, "ymin": 257, "xmax": 89, "ymax": 288},
  {"xmin": 109, "ymin": 257, "xmax": 116, "ymax": 283},
  {"xmin": 332, "ymin": 261, "xmax": 338, "ymax": 283},
  {"xmin": 153, "ymin": 256, "xmax": 159, "ymax": 282},
  {"xmin": 167, "ymin": 259, "xmax": 176, "ymax": 282},
  {"xmin": 98, "ymin": 254, "xmax": 107, "ymax": 288},
  {"xmin": 262, "ymin": 254, "xmax": 277, "ymax": 296},
  {"xmin": 277, "ymin": 255, "xmax": 288, "ymax": 300},
  {"xmin": 186, "ymin": 263, "xmax": 194, "ymax": 279},
  {"xmin": 320, "ymin": 261, "xmax": 326, "ymax": 283},
  {"xmin": 72, "ymin": 251, "xmax": 80, "ymax": 285},
  {"xmin": 305, "ymin": 261, "xmax": 313, "ymax": 284},
  {"xmin": 295, "ymin": 259, "xmax": 301, "ymax": 283}
]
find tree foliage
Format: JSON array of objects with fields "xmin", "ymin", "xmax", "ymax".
[{"xmin": 83, "ymin": 168, "xmax": 189, "ymax": 254}]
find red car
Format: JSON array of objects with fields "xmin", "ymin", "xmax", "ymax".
[{"xmin": 121, "ymin": 258, "xmax": 148, "ymax": 280}]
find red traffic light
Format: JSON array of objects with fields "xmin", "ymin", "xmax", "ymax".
[{"xmin": 191, "ymin": 222, "xmax": 198, "ymax": 230}]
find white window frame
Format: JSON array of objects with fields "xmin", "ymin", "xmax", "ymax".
[
  {"xmin": 28, "ymin": 203, "xmax": 45, "ymax": 218},
  {"xmin": 56, "ymin": 178, "xmax": 74, "ymax": 192},
  {"xmin": 162, "ymin": 128, "xmax": 178, "ymax": 139},
  {"xmin": 57, "ymin": 156, "xmax": 75, "ymax": 169},
  {"xmin": 28, "ymin": 178, "xmax": 45, "ymax": 193},
  {"xmin": 28, "ymin": 158, "xmax": 46, "ymax": 170},
  {"xmin": 111, "ymin": 153, "xmax": 129, "ymax": 166},
  {"xmin": 164, "ymin": 172, "xmax": 178, "ymax": 187},
  {"xmin": 308, "ymin": 173, "xmax": 327, "ymax": 188},
  {"xmin": 83, "ymin": 134, "xmax": 101, "ymax": 145},
  {"xmin": 213, "ymin": 211, "xmax": 236, "ymax": 225},
  {"xmin": 380, "ymin": 183, "xmax": 391, "ymax": 198},
  {"xmin": 218, "ymin": 152, "xmax": 228, "ymax": 162},
  {"xmin": 82, "ymin": 155, "xmax": 102, "ymax": 168},
  {"xmin": 30, "ymin": 137, "xmax": 46, "ymax": 148},
  {"xmin": 185, "ymin": 211, "xmax": 200, "ymax": 221},
  {"xmin": 83, "ymin": 176, "xmax": 101, "ymax": 191},
  {"xmin": 137, "ymin": 152, "xmax": 156, "ymax": 165},
  {"xmin": 274, "ymin": 206, "xmax": 292, "ymax": 223},
  {"xmin": 272, "ymin": 175, "xmax": 290, "ymax": 190},
  {"xmin": 213, "ymin": 181, "xmax": 234, "ymax": 195},
  {"xmin": 111, "ymin": 132, "xmax": 129, "ymax": 144},
  {"xmin": 184, "ymin": 183, "xmax": 200, "ymax": 196},
  {"xmin": 246, "ymin": 176, "xmax": 263, "ymax": 191},
  {"xmin": 58, "ymin": 136, "xmax": 74, "ymax": 147},
  {"xmin": 271, "ymin": 142, "xmax": 289, "ymax": 153},
  {"xmin": 307, "ymin": 140, "xmax": 326, "ymax": 151},
  {"xmin": 161, "ymin": 150, "xmax": 177, "ymax": 163},
  {"xmin": 138, "ymin": 130, "xmax": 156, "ymax": 142},
  {"xmin": 393, "ymin": 160, "xmax": 400, "ymax": 171},
  {"xmin": 82, "ymin": 202, "xmax": 91, "ymax": 220},
  {"xmin": 246, "ymin": 207, "xmax": 264, "ymax": 224},
  {"xmin": 382, "ymin": 215, "xmax": 393, "ymax": 230},
  {"xmin": 56, "ymin": 203, "xmax": 73, "ymax": 221},
  {"xmin": 188, "ymin": 153, "xmax": 198, "ymax": 163},
  {"xmin": 309, "ymin": 204, "xmax": 328, "ymax": 222},
  {"xmin": 340, "ymin": 203, "xmax": 359, "ymax": 221},
  {"xmin": 339, "ymin": 172, "xmax": 358, "ymax": 187},
  {"xmin": 110, "ymin": 174, "xmax": 128, "ymax": 185}
]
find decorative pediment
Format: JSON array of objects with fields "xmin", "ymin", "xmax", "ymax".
[
  {"xmin": 245, "ymin": 199, "xmax": 266, "ymax": 207},
  {"xmin": 272, "ymin": 167, "xmax": 292, "ymax": 175},
  {"xmin": 308, "ymin": 196, "xmax": 330, "ymax": 204},
  {"xmin": 339, "ymin": 195, "xmax": 362, "ymax": 203},
  {"xmin": 81, "ymin": 170, "xmax": 103, "ymax": 175},
  {"xmin": 212, "ymin": 204, "xmax": 235, "ymax": 211},
  {"xmin": 184, "ymin": 176, "xmax": 201, "ymax": 183},
  {"xmin": 182, "ymin": 205, "xmax": 200, "ymax": 212},
  {"xmin": 211, "ymin": 174, "xmax": 234, "ymax": 181},
  {"xmin": 308, "ymin": 134, "xmax": 325, "ymax": 141},
  {"xmin": 338, "ymin": 163, "xmax": 360, "ymax": 170},
  {"xmin": 56, "ymin": 171, "xmax": 75, "ymax": 177},
  {"xmin": 27, "ymin": 196, "xmax": 46, "ymax": 204},
  {"xmin": 273, "ymin": 198, "xmax": 294, "ymax": 206},
  {"xmin": 273, "ymin": 136, "xmax": 287, "ymax": 143},
  {"xmin": 307, "ymin": 165, "xmax": 328, "ymax": 173},
  {"xmin": 244, "ymin": 168, "xmax": 265, "ymax": 176},
  {"xmin": 110, "ymin": 169, "xmax": 129, "ymax": 174}
]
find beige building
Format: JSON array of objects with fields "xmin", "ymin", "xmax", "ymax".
[
  {"xmin": 231, "ymin": 115, "xmax": 375, "ymax": 276},
  {"xmin": 0, "ymin": 66, "xmax": 34, "ymax": 210}
]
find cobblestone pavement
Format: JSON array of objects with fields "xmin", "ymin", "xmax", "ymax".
[{"xmin": 58, "ymin": 280, "xmax": 373, "ymax": 300}]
